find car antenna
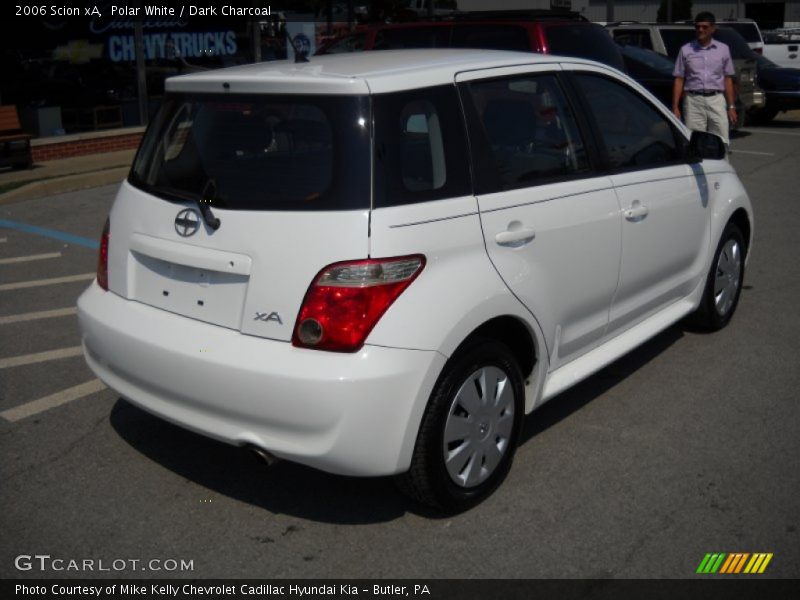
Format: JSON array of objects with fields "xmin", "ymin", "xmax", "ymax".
[{"xmin": 285, "ymin": 24, "xmax": 309, "ymax": 63}]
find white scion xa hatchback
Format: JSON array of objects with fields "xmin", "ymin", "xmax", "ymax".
[{"xmin": 78, "ymin": 49, "xmax": 753, "ymax": 511}]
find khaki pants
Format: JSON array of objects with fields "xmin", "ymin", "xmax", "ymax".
[{"xmin": 684, "ymin": 93, "xmax": 729, "ymax": 144}]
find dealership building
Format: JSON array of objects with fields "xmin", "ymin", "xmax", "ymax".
[
  {"xmin": 2, "ymin": 0, "xmax": 798, "ymax": 159},
  {"xmin": 461, "ymin": 0, "xmax": 800, "ymax": 27}
]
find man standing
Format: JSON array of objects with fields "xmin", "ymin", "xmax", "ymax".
[{"xmin": 672, "ymin": 11, "xmax": 737, "ymax": 143}]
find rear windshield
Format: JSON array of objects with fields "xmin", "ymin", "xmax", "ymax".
[
  {"xmin": 545, "ymin": 24, "xmax": 626, "ymax": 72},
  {"xmin": 130, "ymin": 93, "xmax": 370, "ymax": 211}
]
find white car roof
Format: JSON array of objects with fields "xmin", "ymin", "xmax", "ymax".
[{"xmin": 165, "ymin": 49, "xmax": 605, "ymax": 95}]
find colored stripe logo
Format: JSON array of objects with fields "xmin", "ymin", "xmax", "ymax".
[{"xmin": 697, "ymin": 552, "xmax": 773, "ymax": 574}]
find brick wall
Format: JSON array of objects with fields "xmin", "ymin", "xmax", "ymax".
[{"xmin": 31, "ymin": 132, "xmax": 143, "ymax": 162}]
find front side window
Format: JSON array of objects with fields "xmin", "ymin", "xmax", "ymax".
[
  {"xmin": 464, "ymin": 74, "xmax": 589, "ymax": 192},
  {"xmin": 130, "ymin": 93, "xmax": 370, "ymax": 211},
  {"xmin": 574, "ymin": 74, "xmax": 682, "ymax": 171}
]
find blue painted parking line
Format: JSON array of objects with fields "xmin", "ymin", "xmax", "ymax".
[{"xmin": 0, "ymin": 219, "xmax": 99, "ymax": 250}]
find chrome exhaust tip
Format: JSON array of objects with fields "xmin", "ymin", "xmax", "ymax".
[{"xmin": 248, "ymin": 445, "xmax": 280, "ymax": 467}]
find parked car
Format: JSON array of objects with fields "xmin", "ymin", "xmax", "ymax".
[
  {"xmin": 745, "ymin": 52, "xmax": 800, "ymax": 123},
  {"xmin": 762, "ymin": 31, "xmax": 800, "ymax": 69},
  {"xmin": 607, "ymin": 22, "xmax": 766, "ymax": 125},
  {"xmin": 716, "ymin": 19, "xmax": 765, "ymax": 54},
  {"xmin": 78, "ymin": 49, "xmax": 753, "ymax": 511},
  {"xmin": 617, "ymin": 42, "xmax": 676, "ymax": 107},
  {"xmin": 317, "ymin": 11, "xmax": 627, "ymax": 72}
]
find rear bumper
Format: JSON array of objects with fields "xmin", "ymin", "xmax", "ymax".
[{"xmin": 77, "ymin": 283, "xmax": 446, "ymax": 476}]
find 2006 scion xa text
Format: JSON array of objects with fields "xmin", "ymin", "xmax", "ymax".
[{"xmin": 78, "ymin": 49, "xmax": 753, "ymax": 511}]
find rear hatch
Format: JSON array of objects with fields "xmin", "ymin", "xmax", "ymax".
[{"xmin": 109, "ymin": 87, "xmax": 371, "ymax": 342}]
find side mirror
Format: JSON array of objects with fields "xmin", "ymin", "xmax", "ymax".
[{"xmin": 687, "ymin": 130, "xmax": 727, "ymax": 163}]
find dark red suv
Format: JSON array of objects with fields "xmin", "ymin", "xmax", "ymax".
[{"xmin": 316, "ymin": 11, "xmax": 627, "ymax": 72}]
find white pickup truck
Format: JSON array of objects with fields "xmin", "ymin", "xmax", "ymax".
[
  {"xmin": 764, "ymin": 42, "xmax": 800, "ymax": 68},
  {"xmin": 763, "ymin": 29, "xmax": 800, "ymax": 68}
]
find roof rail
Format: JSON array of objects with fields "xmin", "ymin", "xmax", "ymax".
[
  {"xmin": 607, "ymin": 20, "xmax": 643, "ymax": 26},
  {"xmin": 436, "ymin": 9, "xmax": 587, "ymax": 23}
]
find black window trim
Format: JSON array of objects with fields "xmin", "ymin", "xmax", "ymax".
[
  {"xmin": 564, "ymin": 69, "xmax": 691, "ymax": 176},
  {"xmin": 372, "ymin": 84, "xmax": 472, "ymax": 208}
]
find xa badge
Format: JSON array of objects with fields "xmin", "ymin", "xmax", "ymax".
[
  {"xmin": 175, "ymin": 209, "xmax": 201, "ymax": 237},
  {"xmin": 254, "ymin": 312, "xmax": 283, "ymax": 325}
]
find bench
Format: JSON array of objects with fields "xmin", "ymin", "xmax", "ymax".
[{"xmin": 0, "ymin": 105, "xmax": 33, "ymax": 169}]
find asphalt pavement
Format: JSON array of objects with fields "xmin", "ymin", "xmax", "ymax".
[{"xmin": 0, "ymin": 115, "xmax": 798, "ymax": 580}]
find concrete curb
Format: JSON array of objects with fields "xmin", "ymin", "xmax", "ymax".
[{"xmin": 0, "ymin": 167, "xmax": 129, "ymax": 205}]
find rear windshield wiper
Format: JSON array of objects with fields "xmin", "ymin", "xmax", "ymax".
[
  {"xmin": 149, "ymin": 184, "xmax": 220, "ymax": 231},
  {"xmin": 198, "ymin": 179, "xmax": 221, "ymax": 230}
]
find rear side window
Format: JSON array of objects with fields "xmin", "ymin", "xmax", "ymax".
[
  {"xmin": 545, "ymin": 24, "xmax": 627, "ymax": 72},
  {"xmin": 463, "ymin": 74, "xmax": 589, "ymax": 192},
  {"xmin": 130, "ymin": 94, "xmax": 370, "ymax": 211},
  {"xmin": 574, "ymin": 74, "xmax": 682, "ymax": 171},
  {"xmin": 451, "ymin": 25, "xmax": 531, "ymax": 52},
  {"xmin": 373, "ymin": 85, "xmax": 470, "ymax": 207}
]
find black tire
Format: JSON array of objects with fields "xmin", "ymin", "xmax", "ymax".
[
  {"xmin": 688, "ymin": 222, "xmax": 746, "ymax": 331},
  {"xmin": 396, "ymin": 339, "xmax": 525, "ymax": 512}
]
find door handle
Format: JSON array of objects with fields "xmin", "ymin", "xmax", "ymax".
[
  {"xmin": 624, "ymin": 201, "xmax": 649, "ymax": 221},
  {"xmin": 495, "ymin": 227, "xmax": 536, "ymax": 247}
]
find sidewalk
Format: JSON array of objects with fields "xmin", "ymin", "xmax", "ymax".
[{"xmin": 0, "ymin": 149, "xmax": 136, "ymax": 205}]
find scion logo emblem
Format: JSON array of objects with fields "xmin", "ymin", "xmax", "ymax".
[
  {"xmin": 175, "ymin": 209, "xmax": 201, "ymax": 237},
  {"xmin": 254, "ymin": 312, "xmax": 283, "ymax": 325}
]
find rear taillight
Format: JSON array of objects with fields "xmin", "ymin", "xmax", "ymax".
[
  {"xmin": 96, "ymin": 218, "xmax": 110, "ymax": 291},
  {"xmin": 755, "ymin": 47, "xmax": 763, "ymax": 55},
  {"xmin": 292, "ymin": 255, "xmax": 425, "ymax": 352}
]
